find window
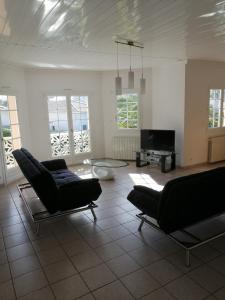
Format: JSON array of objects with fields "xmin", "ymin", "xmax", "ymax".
[
  {"xmin": 117, "ymin": 93, "xmax": 139, "ymax": 129},
  {"xmin": 208, "ymin": 89, "xmax": 225, "ymax": 128},
  {"xmin": 71, "ymin": 96, "xmax": 91, "ymax": 153},
  {"xmin": 47, "ymin": 95, "xmax": 91, "ymax": 157},
  {"xmin": 47, "ymin": 96, "xmax": 70, "ymax": 157},
  {"xmin": 0, "ymin": 95, "xmax": 21, "ymax": 168}
]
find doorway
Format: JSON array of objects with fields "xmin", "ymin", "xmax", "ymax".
[
  {"xmin": 0, "ymin": 95, "xmax": 22, "ymax": 184},
  {"xmin": 47, "ymin": 94, "xmax": 91, "ymax": 162}
]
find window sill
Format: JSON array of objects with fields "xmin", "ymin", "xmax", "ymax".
[{"xmin": 208, "ymin": 127, "xmax": 225, "ymax": 138}]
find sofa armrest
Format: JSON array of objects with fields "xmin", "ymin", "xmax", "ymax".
[
  {"xmin": 41, "ymin": 159, "xmax": 67, "ymax": 171},
  {"xmin": 127, "ymin": 185, "xmax": 161, "ymax": 219},
  {"xmin": 133, "ymin": 185, "xmax": 161, "ymax": 198},
  {"xmin": 59, "ymin": 178, "xmax": 99, "ymax": 190}
]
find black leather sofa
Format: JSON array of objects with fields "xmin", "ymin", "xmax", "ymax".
[
  {"xmin": 13, "ymin": 148, "xmax": 102, "ymax": 216},
  {"xmin": 127, "ymin": 167, "xmax": 225, "ymax": 265}
]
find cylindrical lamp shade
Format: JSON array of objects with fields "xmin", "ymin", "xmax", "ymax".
[
  {"xmin": 140, "ymin": 77, "xmax": 146, "ymax": 94},
  {"xmin": 115, "ymin": 76, "xmax": 122, "ymax": 95},
  {"xmin": 128, "ymin": 70, "xmax": 134, "ymax": 89}
]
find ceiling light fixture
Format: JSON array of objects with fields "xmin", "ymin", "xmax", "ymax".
[
  {"xmin": 128, "ymin": 43, "xmax": 134, "ymax": 89},
  {"xmin": 115, "ymin": 39, "xmax": 145, "ymax": 95},
  {"xmin": 199, "ymin": 12, "xmax": 217, "ymax": 17},
  {"xmin": 140, "ymin": 47, "xmax": 146, "ymax": 95},
  {"xmin": 115, "ymin": 42, "xmax": 122, "ymax": 95},
  {"xmin": 48, "ymin": 12, "xmax": 67, "ymax": 32},
  {"xmin": 216, "ymin": 1, "xmax": 225, "ymax": 6}
]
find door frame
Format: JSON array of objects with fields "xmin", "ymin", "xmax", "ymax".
[
  {"xmin": 46, "ymin": 91, "xmax": 93, "ymax": 165},
  {"xmin": 0, "ymin": 91, "xmax": 22, "ymax": 184},
  {"xmin": 0, "ymin": 111, "xmax": 7, "ymax": 185}
]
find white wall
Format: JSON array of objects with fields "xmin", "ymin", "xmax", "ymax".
[
  {"xmin": 151, "ymin": 63, "xmax": 186, "ymax": 165},
  {"xmin": 25, "ymin": 69, "xmax": 105, "ymax": 164},
  {"xmin": 0, "ymin": 66, "xmax": 152, "ymax": 182},
  {"xmin": 0, "ymin": 64, "xmax": 31, "ymax": 183},
  {"xmin": 101, "ymin": 68, "xmax": 152, "ymax": 158},
  {"xmin": 2, "ymin": 60, "xmax": 217, "ymax": 178},
  {"xmin": 184, "ymin": 60, "xmax": 225, "ymax": 166}
]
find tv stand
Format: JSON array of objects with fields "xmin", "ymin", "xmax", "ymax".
[{"xmin": 136, "ymin": 150, "xmax": 176, "ymax": 173}]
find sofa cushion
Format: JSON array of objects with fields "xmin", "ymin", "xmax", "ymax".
[
  {"xmin": 53, "ymin": 172, "xmax": 80, "ymax": 186},
  {"xmin": 21, "ymin": 148, "xmax": 49, "ymax": 173},
  {"xmin": 41, "ymin": 159, "xmax": 67, "ymax": 171},
  {"xmin": 51, "ymin": 169, "xmax": 80, "ymax": 186},
  {"xmin": 51, "ymin": 169, "xmax": 75, "ymax": 179},
  {"xmin": 12, "ymin": 149, "xmax": 41, "ymax": 182},
  {"xmin": 158, "ymin": 167, "xmax": 225, "ymax": 233},
  {"xmin": 15, "ymin": 149, "xmax": 59, "ymax": 213},
  {"xmin": 57, "ymin": 178, "xmax": 102, "ymax": 211}
]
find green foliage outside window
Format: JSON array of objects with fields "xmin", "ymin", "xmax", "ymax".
[
  {"xmin": 208, "ymin": 105, "xmax": 220, "ymax": 128},
  {"xmin": 117, "ymin": 94, "xmax": 139, "ymax": 129},
  {"xmin": 208, "ymin": 89, "xmax": 223, "ymax": 128},
  {"xmin": 2, "ymin": 128, "xmax": 11, "ymax": 137}
]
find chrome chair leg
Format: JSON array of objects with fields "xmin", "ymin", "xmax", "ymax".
[{"xmin": 90, "ymin": 207, "xmax": 97, "ymax": 221}]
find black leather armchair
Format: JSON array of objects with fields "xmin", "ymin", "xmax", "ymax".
[
  {"xmin": 127, "ymin": 167, "xmax": 225, "ymax": 266},
  {"xmin": 13, "ymin": 148, "xmax": 102, "ymax": 232}
]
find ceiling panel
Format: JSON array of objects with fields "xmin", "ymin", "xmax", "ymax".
[{"xmin": 0, "ymin": 0, "xmax": 225, "ymax": 70}]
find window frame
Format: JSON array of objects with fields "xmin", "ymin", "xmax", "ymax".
[
  {"xmin": 46, "ymin": 92, "xmax": 92, "ymax": 158},
  {"xmin": 70, "ymin": 95, "xmax": 91, "ymax": 154},
  {"xmin": 47, "ymin": 95, "xmax": 70, "ymax": 157},
  {"xmin": 0, "ymin": 93, "xmax": 22, "ymax": 170},
  {"xmin": 116, "ymin": 92, "xmax": 140, "ymax": 130},
  {"xmin": 208, "ymin": 88, "xmax": 225, "ymax": 129}
]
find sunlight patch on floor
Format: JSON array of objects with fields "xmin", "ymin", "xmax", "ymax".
[{"xmin": 128, "ymin": 173, "xmax": 164, "ymax": 191}]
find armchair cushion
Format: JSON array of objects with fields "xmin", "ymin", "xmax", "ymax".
[
  {"xmin": 13, "ymin": 149, "xmax": 58, "ymax": 213},
  {"xmin": 51, "ymin": 169, "xmax": 77, "ymax": 183},
  {"xmin": 21, "ymin": 148, "xmax": 49, "ymax": 173},
  {"xmin": 41, "ymin": 159, "xmax": 68, "ymax": 171},
  {"xmin": 58, "ymin": 178, "xmax": 102, "ymax": 211},
  {"xmin": 53, "ymin": 174, "xmax": 80, "ymax": 186}
]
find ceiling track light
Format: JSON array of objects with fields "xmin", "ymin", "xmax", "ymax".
[
  {"xmin": 115, "ymin": 42, "xmax": 122, "ymax": 95},
  {"xmin": 216, "ymin": 1, "xmax": 225, "ymax": 6},
  {"xmin": 128, "ymin": 45, "xmax": 134, "ymax": 89},
  {"xmin": 114, "ymin": 39, "xmax": 146, "ymax": 95},
  {"xmin": 140, "ymin": 47, "xmax": 146, "ymax": 95}
]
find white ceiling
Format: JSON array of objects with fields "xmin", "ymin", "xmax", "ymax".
[{"xmin": 1, "ymin": 0, "xmax": 225, "ymax": 70}]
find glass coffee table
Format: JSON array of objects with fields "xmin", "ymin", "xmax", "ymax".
[{"xmin": 83, "ymin": 158, "xmax": 128, "ymax": 180}]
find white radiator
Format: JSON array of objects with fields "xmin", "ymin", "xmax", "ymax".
[
  {"xmin": 112, "ymin": 136, "xmax": 140, "ymax": 160},
  {"xmin": 208, "ymin": 136, "xmax": 225, "ymax": 162}
]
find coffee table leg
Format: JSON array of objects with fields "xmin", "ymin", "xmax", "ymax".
[{"xmin": 92, "ymin": 166, "xmax": 114, "ymax": 180}]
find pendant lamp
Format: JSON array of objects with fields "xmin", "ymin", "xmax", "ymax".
[{"xmin": 115, "ymin": 39, "xmax": 145, "ymax": 95}]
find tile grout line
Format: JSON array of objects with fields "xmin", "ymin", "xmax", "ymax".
[
  {"xmin": 7, "ymin": 185, "xmax": 57, "ymax": 300},
  {"xmin": 3, "ymin": 185, "xmax": 29, "ymax": 299},
  {"xmin": 66, "ymin": 212, "xmax": 139, "ymax": 298},
  {"xmin": 2, "ymin": 163, "xmax": 225, "ymax": 299},
  {"xmin": 50, "ymin": 223, "xmax": 94, "ymax": 298}
]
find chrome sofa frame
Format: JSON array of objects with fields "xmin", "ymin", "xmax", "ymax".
[
  {"xmin": 137, "ymin": 212, "xmax": 225, "ymax": 267},
  {"xmin": 18, "ymin": 182, "xmax": 97, "ymax": 235}
]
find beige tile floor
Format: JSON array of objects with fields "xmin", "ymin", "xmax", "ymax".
[{"xmin": 1, "ymin": 162, "xmax": 225, "ymax": 299}]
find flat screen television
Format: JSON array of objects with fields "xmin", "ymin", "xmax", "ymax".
[{"xmin": 141, "ymin": 129, "xmax": 175, "ymax": 151}]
